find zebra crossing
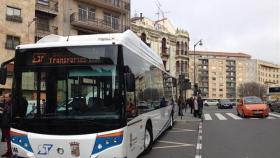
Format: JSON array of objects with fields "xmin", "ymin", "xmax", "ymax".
[{"xmin": 203, "ymin": 112, "xmax": 280, "ymax": 121}]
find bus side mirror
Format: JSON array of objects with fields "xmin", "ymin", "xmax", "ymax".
[
  {"xmin": 125, "ymin": 73, "xmax": 135, "ymax": 92},
  {"xmin": 0, "ymin": 67, "xmax": 7, "ymax": 85}
]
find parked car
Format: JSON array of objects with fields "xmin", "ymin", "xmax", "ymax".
[
  {"xmin": 217, "ymin": 99, "xmax": 233, "ymax": 109},
  {"xmin": 204, "ymin": 99, "xmax": 219, "ymax": 106},
  {"xmin": 269, "ymin": 99, "xmax": 280, "ymax": 112},
  {"xmin": 236, "ymin": 96, "xmax": 269, "ymax": 118}
]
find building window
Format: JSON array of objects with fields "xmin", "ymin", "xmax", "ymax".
[
  {"xmin": 161, "ymin": 38, "xmax": 167, "ymax": 55},
  {"xmin": 6, "ymin": 35, "xmax": 20, "ymax": 50},
  {"xmin": 78, "ymin": 5, "xmax": 95, "ymax": 22},
  {"xmin": 104, "ymin": 13, "xmax": 119, "ymax": 30},
  {"xmin": 37, "ymin": 0, "xmax": 49, "ymax": 5},
  {"xmin": 6, "ymin": 6, "xmax": 22, "ymax": 23},
  {"xmin": 212, "ymin": 77, "xmax": 216, "ymax": 80},
  {"xmin": 140, "ymin": 33, "xmax": 146, "ymax": 43}
]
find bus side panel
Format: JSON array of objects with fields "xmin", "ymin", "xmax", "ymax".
[{"xmin": 126, "ymin": 117, "xmax": 146, "ymax": 158}]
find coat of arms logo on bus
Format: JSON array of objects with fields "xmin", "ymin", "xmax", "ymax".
[{"xmin": 70, "ymin": 142, "xmax": 80, "ymax": 157}]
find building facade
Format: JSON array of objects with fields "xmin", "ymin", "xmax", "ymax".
[
  {"xmin": 130, "ymin": 15, "xmax": 190, "ymax": 82},
  {"xmin": 250, "ymin": 59, "xmax": 280, "ymax": 85},
  {"xmin": 189, "ymin": 51, "xmax": 251, "ymax": 99},
  {"xmin": 0, "ymin": 0, "xmax": 131, "ymax": 91}
]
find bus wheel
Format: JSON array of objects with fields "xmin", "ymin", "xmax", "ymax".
[
  {"xmin": 143, "ymin": 123, "xmax": 153, "ymax": 154},
  {"xmin": 169, "ymin": 114, "xmax": 174, "ymax": 129}
]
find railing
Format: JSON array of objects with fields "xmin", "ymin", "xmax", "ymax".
[
  {"xmin": 70, "ymin": 12, "xmax": 126, "ymax": 33},
  {"xmin": 78, "ymin": 0, "xmax": 130, "ymax": 12},
  {"xmin": 36, "ymin": 0, "xmax": 58, "ymax": 15},
  {"xmin": 6, "ymin": 15, "xmax": 22, "ymax": 23},
  {"xmin": 36, "ymin": 22, "xmax": 58, "ymax": 37}
]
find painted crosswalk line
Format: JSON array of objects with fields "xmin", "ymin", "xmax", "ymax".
[
  {"xmin": 204, "ymin": 114, "xmax": 212, "ymax": 120},
  {"xmin": 215, "ymin": 113, "xmax": 227, "ymax": 120},
  {"xmin": 226, "ymin": 113, "xmax": 242, "ymax": 120},
  {"xmin": 269, "ymin": 113, "xmax": 280, "ymax": 118}
]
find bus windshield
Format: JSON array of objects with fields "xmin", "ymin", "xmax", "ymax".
[{"xmin": 13, "ymin": 46, "xmax": 124, "ymax": 121}]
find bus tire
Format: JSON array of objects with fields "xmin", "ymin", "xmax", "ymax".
[
  {"xmin": 169, "ymin": 114, "xmax": 174, "ymax": 130},
  {"xmin": 143, "ymin": 123, "xmax": 153, "ymax": 154}
]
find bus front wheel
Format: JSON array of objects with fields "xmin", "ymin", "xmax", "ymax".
[{"xmin": 143, "ymin": 123, "xmax": 153, "ymax": 154}]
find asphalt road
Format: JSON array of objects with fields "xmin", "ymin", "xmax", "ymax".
[{"xmin": 202, "ymin": 106, "xmax": 280, "ymax": 158}]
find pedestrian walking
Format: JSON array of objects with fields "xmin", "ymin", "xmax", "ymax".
[
  {"xmin": 193, "ymin": 96, "xmax": 199, "ymax": 117},
  {"xmin": 0, "ymin": 95, "xmax": 5, "ymax": 142},
  {"xmin": 189, "ymin": 97, "xmax": 194, "ymax": 114},
  {"xmin": 177, "ymin": 96, "xmax": 183, "ymax": 116},
  {"xmin": 1, "ymin": 93, "xmax": 12, "ymax": 157},
  {"xmin": 197, "ymin": 95, "xmax": 204, "ymax": 118}
]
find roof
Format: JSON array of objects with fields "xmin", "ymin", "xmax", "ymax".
[
  {"xmin": 16, "ymin": 30, "xmax": 165, "ymax": 71},
  {"xmin": 189, "ymin": 51, "xmax": 251, "ymax": 59}
]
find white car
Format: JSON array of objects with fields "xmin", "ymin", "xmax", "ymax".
[{"xmin": 204, "ymin": 99, "xmax": 219, "ymax": 106}]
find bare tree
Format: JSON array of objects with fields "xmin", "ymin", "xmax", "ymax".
[{"xmin": 238, "ymin": 82, "xmax": 266, "ymax": 99}]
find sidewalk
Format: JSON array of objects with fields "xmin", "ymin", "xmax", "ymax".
[{"xmin": 174, "ymin": 108, "xmax": 202, "ymax": 122}]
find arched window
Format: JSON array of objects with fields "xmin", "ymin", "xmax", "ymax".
[
  {"xmin": 140, "ymin": 33, "xmax": 146, "ymax": 43},
  {"xmin": 162, "ymin": 38, "xmax": 167, "ymax": 54},
  {"xmin": 181, "ymin": 41, "xmax": 184, "ymax": 55},
  {"xmin": 176, "ymin": 61, "xmax": 180, "ymax": 74},
  {"xmin": 176, "ymin": 42, "xmax": 180, "ymax": 55},
  {"xmin": 185, "ymin": 42, "xmax": 188, "ymax": 55}
]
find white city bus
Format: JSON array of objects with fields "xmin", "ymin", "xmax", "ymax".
[{"xmin": 0, "ymin": 30, "xmax": 177, "ymax": 158}]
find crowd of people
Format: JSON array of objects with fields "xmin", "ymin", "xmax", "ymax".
[
  {"xmin": 177, "ymin": 94, "xmax": 204, "ymax": 118},
  {"xmin": 0, "ymin": 93, "xmax": 12, "ymax": 157}
]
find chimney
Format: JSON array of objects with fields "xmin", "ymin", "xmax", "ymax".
[{"xmin": 140, "ymin": 13, "xmax": 143, "ymax": 21}]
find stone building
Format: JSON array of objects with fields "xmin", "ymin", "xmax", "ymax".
[
  {"xmin": 189, "ymin": 51, "xmax": 251, "ymax": 99},
  {"xmin": 130, "ymin": 15, "xmax": 190, "ymax": 82},
  {"xmin": 0, "ymin": 0, "xmax": 131, "ymax": 91}
]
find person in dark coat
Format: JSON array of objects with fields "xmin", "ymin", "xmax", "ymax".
[
  {"xmin": 189, "ymin": 97, "xmax": 194, "ymax": 114},
  {"xmin": 197, "ymin": 95, "xmax": 204, "ymax": 118},
  {"xmin": 0, "ymin": 95, "xmax": 5, "ymax": 142},
  {"xmin": 177, "ymin": 96, "xmax": 183, "ymax": 116},
  {"xmin": 1, "ymin": 93, "xmax": 12, "ymax": 157}
]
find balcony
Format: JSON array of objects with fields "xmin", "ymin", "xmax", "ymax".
[
  {"xmin": 175, "ymin": 49, "xmax": 189, "ymax": 59},
  {"xmin": 36, "ymin": 23, "xmax": 58, "ymax": 38},
  {"xmin": 6, "ymin": 15, "xmax": 22, "ymax": 23},
  {"xmin": 161, "ymin": 47, "xmax": 170, "ymax": 58},
  {"xmin": 36, "ymin": 0, "xmax": 58, "ymax": 16},
  {"xmin": 76, "ymin": 0, "xmax": 130, "ymax": 13},
  {"xmin": 70, "ymin": 13, "xmax": 126, "ymax": 33}
]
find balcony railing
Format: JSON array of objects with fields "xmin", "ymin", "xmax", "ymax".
[
  {"xmin": 6, "ymin": 15, "xmax": 22, "ymax": 23},
  {"xmin": 36, "ymin": 0, "xmax": 58, "ymax": 15},
  {"xmin": 36, "ymin": 23, "xmax": 58, "ymax": 37},
  {"xmin": 70, "ymin": 12, "xmax": 126, "ymax": 33},
  {"xmin": 161, "ymin": 47, "xmax": 170, "ymax": 57},
  {"xmin": 76, "ymin": 0, "xmax": 130, "ymax": 13}
]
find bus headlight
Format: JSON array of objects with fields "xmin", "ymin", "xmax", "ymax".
[{"xmin": 92, "ymin": 131, "xmax": 123, "ymax": 155}]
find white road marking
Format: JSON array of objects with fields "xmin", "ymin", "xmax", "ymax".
[
  {"xmin": 267, "ymin": 116, "xmax": 276, "ymax": 119},
  {"xmin": 153, "ymin": 144, "xmax": 194, "ymax": 149},
  {"xmin": 195, "ymin": 156, "xmax": 201, "ymax": 158},
  {"xmin": 172, "ymin": 128, "xmax": 196, "ymax": 132},
  {"xmin": 204, "ymin": 114, "xmax": 212, "ymax": 120},
  {"xmin": 269, "ymin": 113, "xmax": 280, "ymax": 118},
  {"xmin": 153, "ymin": 140, "xmax": 194, "ymax": 149},
  {"xmin": 196, "ymin": 143, "xmax": 202, "ymax": 150},
  {"xmin": 215, "ymin": 113, "xmax": 227, "ymax": 120},
  {"xmin": 226, "ymin": 113, "xmax": 242, "ymax": 120}
]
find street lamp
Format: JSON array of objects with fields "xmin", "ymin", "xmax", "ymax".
[{"xmin": 193, "ymin": 39, "xmax": 203, "ymax": 95}]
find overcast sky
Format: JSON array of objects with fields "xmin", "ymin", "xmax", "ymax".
[{"xmin": 131, "ymin": 0, "xmax": 280, "ymax": 64}]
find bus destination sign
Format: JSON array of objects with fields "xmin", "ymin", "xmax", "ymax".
[{"xmin": 31, "ymin": 53, "xmax": 103, "ymax": 65}]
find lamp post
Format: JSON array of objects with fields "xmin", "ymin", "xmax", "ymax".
[
  {"xmin": 27, "ymin": 17, "xmax": 37, "ymax": 42},
  {"xmin": 193, "ymin": 39, "xmax": 203, "ymax": 95}
]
